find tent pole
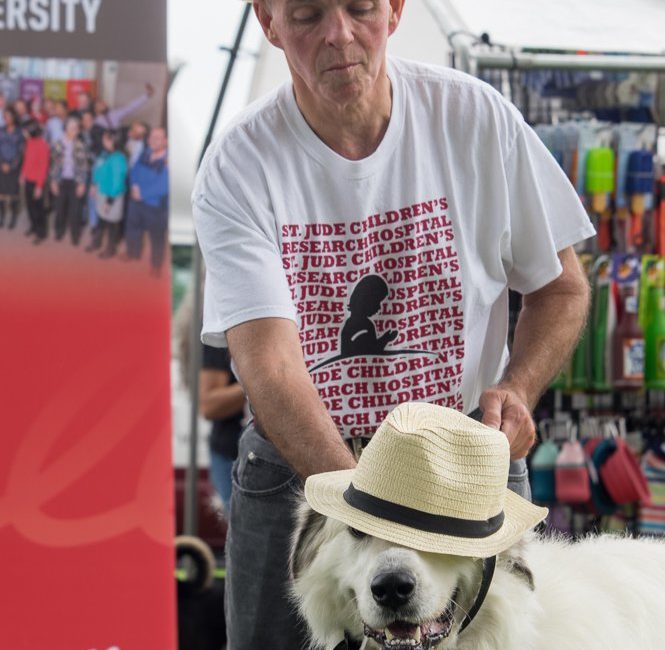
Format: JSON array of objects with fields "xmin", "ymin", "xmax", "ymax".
[{"xmin": 184, "ymin": 3, "xmax": 253, "ymax": 537}]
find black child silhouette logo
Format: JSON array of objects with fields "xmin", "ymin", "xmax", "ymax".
[
  {"xmin": 309, "ymin": 274, "xmax": 436, "ymax": 372},
  {"xmin": 341, "ymin": 275, "xmax": 398, "ymax": 356}
]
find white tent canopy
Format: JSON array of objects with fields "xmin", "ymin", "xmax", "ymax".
[
  {"xmin": 169, "ymin": 0, "xmax": 665, "ymax": 244},
  {"xmin": 430, "ymin": 0, "xmax": 665, "ymax": 56}
]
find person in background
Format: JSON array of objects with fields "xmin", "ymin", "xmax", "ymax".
[
  {"xmin": 0, "ymin": 93, "xmax": 6, "ymax": 129},
  {"xmin": 29, "ymin": 97, "xmax": 48, "ymax": 125},
  {"xmin": 125, "ymin": 121, "xmax": 148, "ymax": 169},
  {"xmin": 94, "ymin": 83, "xmax": 155, "ymax": 130},
  {"xmin": 13, "ymin": 99, "xmax": 31, "ymax": 126},
  {"xmin": 80, "ymin": 110, "xmax": 101, "ymax": 232},
  {"xmin": 50, "ymin": 116, "xmax": 88, "ymax": 245},
  {"xmin": 0, "ymin": 107, "xmax": 25, "ymax": 230},
  {"xmin": 45, "ymin": 100, "xmax": 66, "ymax": 145},
  {"xmin": 199, "ymin": 344, "xmax": 246, "ymax": 513},
  {"xmin": 20, "ymin": 121, "xmax": 50, "ymax": 244},
  {"xmin": 125, "ymin": 126, "xmax": 169, "ymax": 273},
  {"xmin": 86, "ymin": 129, "xmax": 128, "ymax": 259},
  {"xmin": 74, "ymin": 91, "xmax": 93, "ymax": 117}
]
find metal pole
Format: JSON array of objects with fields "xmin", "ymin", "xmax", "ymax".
[
  {"xmin": 474, "ymin": 51, "xmax": 665, "ymax": 73},
  {"xmin": 183, "ymin": 2, "xmax": 253, "ymax": 537}
]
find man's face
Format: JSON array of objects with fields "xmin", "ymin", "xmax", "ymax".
[
  {"xmin": 95, "ymin": 99, "xmax": 108, "ymax": 115},
  {"xmin": 259, "ymin": 0, "xmax": 402, "ymax": 109},
  {"xmin": 81, "ymin": 113, "xmax": 94, "ymax": 131},
  {"xmin": 148, "ymin": 128, "xmax": 167, "ymax": 152},
  {"xmin": 129, "ymin": 122, "xmax": 146, "ymax": 140},
  {"xmin": 77, "ymin": 92, "xmax": 91, "ymax": 110}
]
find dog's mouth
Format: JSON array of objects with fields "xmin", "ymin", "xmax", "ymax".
[{"xmin": 363, "ymin": 598, "xmax": 457, "ymax": 650}]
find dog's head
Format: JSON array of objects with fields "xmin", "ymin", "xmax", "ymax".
[{"xmin": 290, "ymin": 500, "xmax": 534, "ymax": 650}]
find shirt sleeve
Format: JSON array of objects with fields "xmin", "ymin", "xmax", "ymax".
[
  {"xmin": 192, "ymin": 138, "xmax": 296, "ymax": 348},
  {"xmin": 502, "ymin": 118, "xmax": 596, "ymax": 295}
]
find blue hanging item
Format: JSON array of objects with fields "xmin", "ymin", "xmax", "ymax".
[
  {"xmin": 626, "ymin": 150, "xmax": 654, "ymax": 248},
  {"xmin": 626, "ymin": 150, "xmax": 653, "ymax": 193}
]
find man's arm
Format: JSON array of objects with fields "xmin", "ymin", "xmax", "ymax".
[
  {"xmin": 227, "ymin": 318, "xmax": 357, "ymax": 478},
  {"xmin": 480, "ymin": 246, "xmax": 590, "ymax": 459}
]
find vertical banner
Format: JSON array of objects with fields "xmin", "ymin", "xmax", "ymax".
[{"xmin": 0, "ymin": 2, "xmax": 175, "ymax": 649}]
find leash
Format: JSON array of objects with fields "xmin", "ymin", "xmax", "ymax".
[{"xmin": 458, "ymin": 555, "xmax": 496, "ymax": 633}]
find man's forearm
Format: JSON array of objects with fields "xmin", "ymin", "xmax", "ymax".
[
  {"xmin": 227, "ymin": 319, "xmax": 356, "ymax": 479},
  {"xmin": 501, "ymin": 248, "xmax": 590, "ymax": 409},
  {"xmin": 248, "ymin": 365, "xmax": 356, "ymax": 478}
]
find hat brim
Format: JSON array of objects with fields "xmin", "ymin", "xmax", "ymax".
[{"xmin": 305, "ymin": 470, "xmax": 548, "ymax": 558}]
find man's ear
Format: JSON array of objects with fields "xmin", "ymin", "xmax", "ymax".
[
  {"xmin": 388, "ymin": 0, "xmax": 405, "ymax": 36},
  {"xmin": 254, "ymin": 2, "xmax": 283, "ymax": 49}
]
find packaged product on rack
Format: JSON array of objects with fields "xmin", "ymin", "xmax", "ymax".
[
  {"xmin": 612, "ymin": 254, "xmax": 644, "ymax": 389},
  {"xmin": 590, "ymin": 255, "xmax": 616, "ymax": 391}
]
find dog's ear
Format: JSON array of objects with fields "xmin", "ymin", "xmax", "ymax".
[
  {"xmin": 499, "ymin": 539, "xmax": 535, "ymax": 591},
  {"xmin": 289, "ymin": 497, "xmax": 327, "ymax": 581}
]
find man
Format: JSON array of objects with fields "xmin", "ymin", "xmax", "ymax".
[
  {"xmin": 125, "ymin": 126, "xmax": 169, "ymax": 273},
  {"xmin": 125, "ymin": 120, "xmax": 148, "ymax": 169},
  {"xmin": 192, "ymin": 1, "xmax": 594, "ymax": 648}
]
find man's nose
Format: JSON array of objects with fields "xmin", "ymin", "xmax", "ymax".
[{"xmin": 323, "ymin": 9, "xmax": 354, "ymax": 48}]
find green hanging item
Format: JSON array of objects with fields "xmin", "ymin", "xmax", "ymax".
[
  {"xmin": 645, "ymin": 284, "xmax": 665, "ymax": 389},
  {"xmin": 569, "ymin": 254, "xmax": 594, "ymax": 391},
  {"xmin": 590, "ymin": 256, "xmax": 614, "ymax": 391},
  {"xmin": 586, "ymin": 147, "xmax": 616, "ymax": 213}
]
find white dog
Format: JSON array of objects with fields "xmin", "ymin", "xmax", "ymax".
[{"xmin": 290, "ymin": 502, "xmax": 665, "ymax": 650}]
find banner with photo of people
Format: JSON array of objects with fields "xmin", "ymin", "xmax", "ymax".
[{"xmin": 0, "ymin": 2, "xmax": 176, "ymax": 648}]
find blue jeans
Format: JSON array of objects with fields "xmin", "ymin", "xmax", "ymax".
[
  {"xmin": 225, "ymin": 423, "xmax": 531, "ymax": 650},
  {"xmin": 209, "ymin": 449, "xmax": 234, "ymax": 513},
  {"xmin": 225, "ymin": 422, "xmax": 307, "ymax": 650}
]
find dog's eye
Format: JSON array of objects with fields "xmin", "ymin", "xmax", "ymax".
[{"xmin": 348, "ymin": 527, "xmax": 367, "ymax": 540}]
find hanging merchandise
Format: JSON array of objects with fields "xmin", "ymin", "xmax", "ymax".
[
  {"xmin": 612, "ymin": 255, "xmax": 644, "ymax": 389},
  {"xmin": 590, "ymin": 256, "xmax": 616, "ymax": 391},
  {"xmin": 645, "ymin": 287, "xmax": 665, "ymax": 388},
  {"xmin": 599, "ymin": 436, "xmax": 651, "ymax": 506},
  {"xmin": 530, "ymin": 437, "xmax": 560, "ymax": 504},
  {"xmin": 657, "ymin": 175, "xmax": 665, "ymax": 258},
  {"xmin": 586, "ymin": 147, "xmax": 616, "ymax": 251},
  {"xmin": 626, "ymin": 150, "xmax": 655, "ymax": 250},
  {"xmin": 574, "ymin": 122, "xmax": 598, "ymax": 201},
  {"xmin": 554, "ymin": 437, "xmax": 591, "ymax": 505},
  {"xmin": 639, "ymin": 450, "xmax": 665, "ymax": 537}
]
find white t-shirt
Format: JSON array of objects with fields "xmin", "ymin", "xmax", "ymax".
[{"xmin": 193, "ymin": 57, "xmax": 595, "ymax": 438}]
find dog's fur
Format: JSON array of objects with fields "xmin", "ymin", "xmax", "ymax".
[{"xmin": 290, "ymin": 501, "xmax": 665, "ymax": 649}]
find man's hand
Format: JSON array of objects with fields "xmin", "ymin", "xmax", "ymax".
[
  {"xmin": 131, "ymin": 185, "xmax": 141, "ymax": 201},
  {"xmin": 50, "ymin": 181, "xmax": 59, "ymax": 196},
  {"xmin": 479, "ymin": 385, "xmax": 536, "ymax": 460},
  {"xmin": 75, "ymin": 183, "xmax": 86, "ymax": 198}
]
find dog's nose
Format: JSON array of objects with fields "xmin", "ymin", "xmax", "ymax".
[{"xmin": 370, "ymin": 571, "xmax": 416, "ymax": 609}]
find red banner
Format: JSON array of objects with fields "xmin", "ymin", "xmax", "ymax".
[{"xmin": 0, "ymin": 240, "xmax": 176, "ymax": 648}]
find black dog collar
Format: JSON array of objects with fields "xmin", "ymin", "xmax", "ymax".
[{"xmin": 333, "ymin": 631, "xmax": 362, "ymax": 650}]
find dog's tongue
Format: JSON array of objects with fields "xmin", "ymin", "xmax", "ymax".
[{"xmin": 387, "ymin": 622, "xmax": 420, "ymax": 639}]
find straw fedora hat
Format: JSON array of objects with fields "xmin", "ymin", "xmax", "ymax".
[{"xmin": 305, "ymin": 402, "xmax": 548, "ymax": 558}]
